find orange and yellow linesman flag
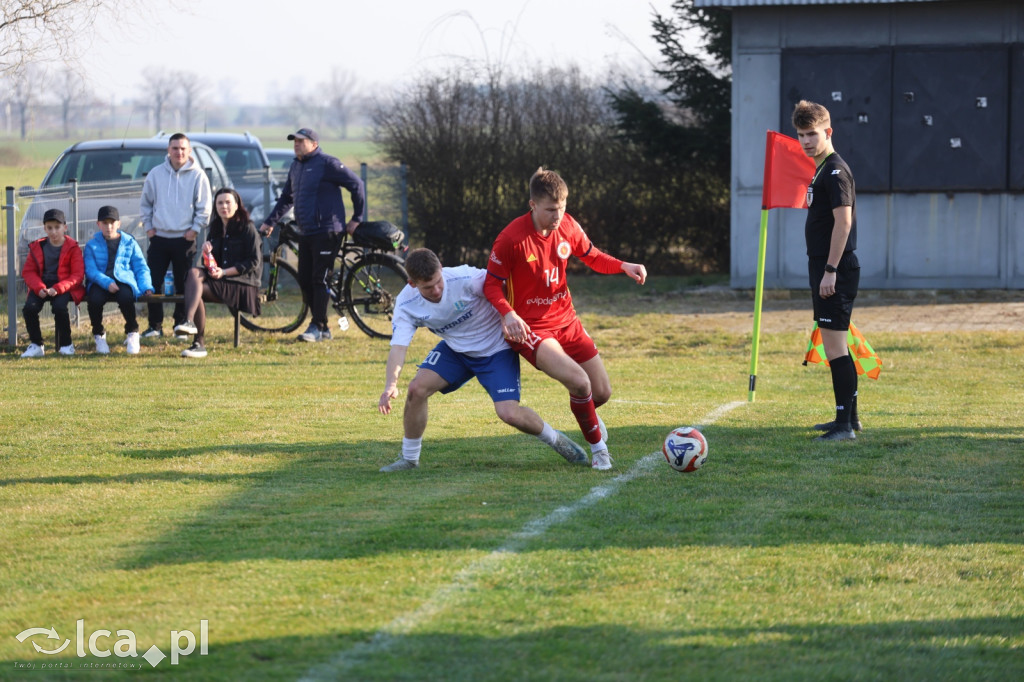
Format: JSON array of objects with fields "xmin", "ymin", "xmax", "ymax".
[{"xmin": 803, "ymin": 322, "xmax": 883, "ymax": 379}]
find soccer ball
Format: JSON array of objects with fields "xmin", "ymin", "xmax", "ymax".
[{"xmin": 662, "ymin": 427, "xmax": 708, "ymax": 473}]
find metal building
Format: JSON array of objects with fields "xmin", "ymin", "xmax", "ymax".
[{"xmin": 695, "ymin": 0, "xmax": 1024, "ymax": 289}]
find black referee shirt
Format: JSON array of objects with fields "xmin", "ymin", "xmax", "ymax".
[{"xmin": 805, "ymin": 152, "xmax": 857, "ymax": 259}]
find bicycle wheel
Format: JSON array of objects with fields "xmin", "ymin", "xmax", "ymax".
[
  {"xmin": 239, "ymin": 260, "xmax": 308, "ymax": 333},
  {"xmin": 343, "ymin": 253, "xmax": 408, "ymax": 339}
]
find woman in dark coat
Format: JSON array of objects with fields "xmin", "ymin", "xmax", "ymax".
[{"xmin": 175, "ymin": 187, "xmax": 262, "ymax": 358}]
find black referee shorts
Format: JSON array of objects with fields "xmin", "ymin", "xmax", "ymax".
[{"xmin": 809, "ymin": 252, "xmax": 860, "ymax": 331}]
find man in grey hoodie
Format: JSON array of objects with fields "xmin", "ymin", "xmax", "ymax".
[{"xmin": 140, "ymin": 133, "xmax": 213, "ymax": 338}]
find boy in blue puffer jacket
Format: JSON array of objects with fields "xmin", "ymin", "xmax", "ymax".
[{"xmin": 83, "ymin": 206, "xmax": 154, "ymax": 355}]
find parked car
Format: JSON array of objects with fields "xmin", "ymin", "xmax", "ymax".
[
  {"xmin": 264, "ymin": 148, "xmax": 295, "ymax": 186},
  {"xmin": 17, "ymin": 138, "xmax": 233, "ymax": 265},
  {"xmin": 160, "ymin": 132, "xmax": 280, "ymax": 225}
]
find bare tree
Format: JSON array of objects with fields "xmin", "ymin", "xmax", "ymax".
[
  {"xmin": 55, "ymin": 66, "xmax": 87, "ymax": 138},
  {"xmin": 216, "ymin": 76, "xmax": 237, "ymax": 108},
  {"xmin": 8, "ymin": 62, "xmax": 47, "ymax": 139},
  {"xmin": 323, "ymin": 67, "xmax": 358, "ymax": 139},
  {"xmin": 139, "ymin": 66, "xmax": 177, "ymax": 133},
  {"xmin": 177, "ymin": 70, "xmax": 207, "ymax": 131},
  {"xmin": 0, "ymin": 0, "xmax": 134, "ymax": 77},
  {"xmin": 287, "ymin": 95, "xmax": 326, "ymax": 133}
]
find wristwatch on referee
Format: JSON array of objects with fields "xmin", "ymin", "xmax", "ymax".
[{"xmin": 824, "ymin": 263, "xmax": 837, "ymax": 273}]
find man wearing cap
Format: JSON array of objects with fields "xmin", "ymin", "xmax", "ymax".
[
  {"xmin": 83, "ymin": 205, "xmax": 154, "ymax": 355},
  {"xmin": 260, "ymin": 128, "xmax": 365, "ymax": 342},
  {"xmin": 140, "ymin": 132, "xmax": 212, "ymax": 339}
]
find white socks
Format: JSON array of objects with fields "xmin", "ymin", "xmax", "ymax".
[
  {"xmin": 402, "ymin": 437, "xmax": 422, "ymax": 462},
  {"xmin": 536, "ymin": 423, "xmax": 559, "ymax": 446}
]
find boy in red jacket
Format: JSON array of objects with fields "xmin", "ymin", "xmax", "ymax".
[{"xmin": 21, "ymin": 208, "xmax": 86, "ymax": 357}]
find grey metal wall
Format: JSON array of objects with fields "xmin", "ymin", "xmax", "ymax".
[{"xmin": 729, "ymin": 1, "xmax": 1024, "ymax": 289}]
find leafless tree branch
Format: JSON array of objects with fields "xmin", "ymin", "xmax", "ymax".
[{"xmin": 0, "ymin": 0, "xmax": 133, "ymax": 76}]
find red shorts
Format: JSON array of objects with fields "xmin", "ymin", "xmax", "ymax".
[{"xmin": 509, "ymin": 317, "xmax": 599, "ymax": 367}]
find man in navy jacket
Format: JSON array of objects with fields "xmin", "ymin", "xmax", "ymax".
[{"xmin": 261, "ymin": 128, "xmax": 365, "ymax": 342}]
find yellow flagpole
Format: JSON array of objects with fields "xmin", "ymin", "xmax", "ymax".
[{"xmin": 748, "ymin": 208, "xmax": 769, "ymax": 402}]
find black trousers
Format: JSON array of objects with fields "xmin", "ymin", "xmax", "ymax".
[
  {"xmin": 23, "ymin": 291, "xmax": 73, "ymax": 347},
  {"xmin": 297, "ymin": 231, "xmax": 337, "ymax": 329},
  {"xmin": 147, "ymin": 235, "xmax": 196, "ymax": 329},
  {"xmin": 87, "ymin": 283, "xmax": 139, "ymax": 336}
]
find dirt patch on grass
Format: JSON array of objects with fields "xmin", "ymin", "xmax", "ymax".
[{"xmin": 575, "ymin": 287, "xmax": 1024, "ymax": 333}]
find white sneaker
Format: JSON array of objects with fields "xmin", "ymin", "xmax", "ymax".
[
  {"xmin": 58, "ymin": 344, "xmax": 75, "ymax": 356},
  {"xmin": 297, "ymin": 323, "xmax": 322, "ymax": 342},
  {"xmin": 552, "ymin": 431, "xmax": 589, "ymax": 465},
  {"xmin": 95, "ymin": 334, "xmax": 110, "ymax": 354},
  {"xmin": 598, "ymin": 415, "xmax": 608, "ymax": 444},
  {"xmin": 591, "ymin": 449, "xmax": 613, "ymax": 471},
  {"xmin": 20, "ymin": 343, "xmax": 44, "ymax": 358},
  {"xmin": 125, "ymin": 332, "xmax": 140, "ymax": 355},
  {"xmin": 380, "ymin": 458, "xmax": 419, "ymax": 472}
]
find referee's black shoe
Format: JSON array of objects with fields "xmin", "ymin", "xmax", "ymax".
[
  {"xmin": 813, "ymin": 419, "xmax": 862, "ymax": 432},
  {"xmin": 814, "ymin": 426, "xmax": 857, "ymax": 442}
]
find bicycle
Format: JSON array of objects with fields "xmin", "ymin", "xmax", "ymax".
[{"xmin": 238, "ymin": 221, "xmax": 408, "ymax": 339}]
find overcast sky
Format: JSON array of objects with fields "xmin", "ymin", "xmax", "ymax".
[{"xmin": 77, "ymin": 0, "xmax": 681, "ymax": 106}]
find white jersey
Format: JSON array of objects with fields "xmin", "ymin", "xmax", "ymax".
[{"xmin": 390, "ymin": 265, "xmax": 509, "ymax": 358}]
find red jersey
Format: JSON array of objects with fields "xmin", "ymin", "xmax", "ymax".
[{"xmin": 485, "ymin": 212, "xmax": 622, "ymax": 331}]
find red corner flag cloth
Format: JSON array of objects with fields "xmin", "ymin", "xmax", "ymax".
[{"xmin": 762, "ymin": 131, "xmax": 816, "ymax": 210}]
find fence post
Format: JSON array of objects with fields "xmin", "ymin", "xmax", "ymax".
[
  {"xmin": 360, "ymin": 162, "xmax": 368, "ymax": 222},
  {"xmin": 400, "ymin": 162, "xmax": 409, "ymax": 238},
  {"xmin": 5, "ymin": 186, "xmax": 16, "ymax": 347},
  {"xmin": 70, "ymin": 178, "xmax": 80, "ymax": 329}
]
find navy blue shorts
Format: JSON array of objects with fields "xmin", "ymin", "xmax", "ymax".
[{"xmin": 417, "ymin": 341, "xmax": 521, "ymax": 402}]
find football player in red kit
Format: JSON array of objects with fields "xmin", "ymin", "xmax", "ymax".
[{"xmin": 484, "ymin": 167, "xmax": 647, "ymax": 470}]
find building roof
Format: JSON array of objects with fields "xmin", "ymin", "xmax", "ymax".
[{"xmin": 694, "ymin": 0, "xmax": 945, "ymax": 6}]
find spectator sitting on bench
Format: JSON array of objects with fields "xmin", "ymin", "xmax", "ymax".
[
  {"xmin": 175, "ymin": 187, "xmax": 262, "ymax": 358},
  {"xmin": 83, "ymin": 205, "xmax": 154, "ymax": 356},
  {"xmin": 20, "ymin": 208, "xmax": 86, "ymax": 358}
]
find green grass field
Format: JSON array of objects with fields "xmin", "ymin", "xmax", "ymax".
[
  {"xmin": 0, "ymin": 128, "xmax": 385, "ymax": 193},
  {"xmin": 1, "ymin": 279, "xmax": 1021, "ymax": 680}
]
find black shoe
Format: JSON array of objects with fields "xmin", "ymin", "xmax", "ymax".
[
  {"xmin": 814, "ymin": 426, "xmax": 856, "ymax": 442},
  {"xmin": 141, "ymin": 327, "xmax": 163, "ymax": 338},
  {"xmin": 181, "ymin": 342, "xmax": 207, "ymax": 358},
  {"xmin": 814, "ymin": 419, "xmax": 861, "ymax": 432}
]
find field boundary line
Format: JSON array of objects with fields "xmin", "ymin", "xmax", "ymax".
[{"xmin": 298, "ymin": 400, "xmax": 745, "ymax": 681}]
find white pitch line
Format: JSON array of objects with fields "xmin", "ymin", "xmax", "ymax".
[{"xmin": 298, "ymin": 400, "xmax": 745, "ymax": 682}]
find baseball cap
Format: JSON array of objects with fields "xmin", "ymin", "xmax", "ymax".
[
  {"xmin": 287, "ymin": 128, "xmax": 319, "ymax": 143},
  {"xmin": 97, "ymin": 206, "xmax": 120, "ymax": 222},
  {"xmin": 43, "ymin": 208, "xmax": 66, "ymax": 224}
]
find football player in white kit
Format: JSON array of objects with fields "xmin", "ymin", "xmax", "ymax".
[{"xmin": 377, "ymin": 248, "xmax": 590, "ymax": 471}]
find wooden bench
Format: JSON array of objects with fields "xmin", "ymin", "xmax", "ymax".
[{"xmin": 139, "ymin": 294, "xmax": 242, "ymax": 347}]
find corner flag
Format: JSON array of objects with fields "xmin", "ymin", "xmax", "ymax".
[{"xmin": 749, "ymin": 131, "xmax": 817, "ymax": 401}]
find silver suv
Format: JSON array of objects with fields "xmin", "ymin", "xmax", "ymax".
[{"xmin": 17, "ymin": 138, "xmax": 233, "ymax": 262}]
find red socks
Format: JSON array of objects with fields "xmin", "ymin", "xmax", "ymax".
[{"xmin": 570, "ymin": 393, "xmax": 602, "ymax": 444}]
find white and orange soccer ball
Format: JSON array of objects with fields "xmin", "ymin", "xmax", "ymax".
[{"xmin": 662, "ymin": 426, "xmax": 708, "ymax": 473}]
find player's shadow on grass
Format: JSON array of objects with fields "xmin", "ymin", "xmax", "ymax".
[
  {"xmin": 117, "ymin": 431, "xmax": 617, "ymax": 570},
  {"xmin": 4, "ymin": 615, "xmax": 1017, "ymax": 679},
  {"xmin": 110, "ymin": 421, "xmax": 1024, "ymax": 571}
]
